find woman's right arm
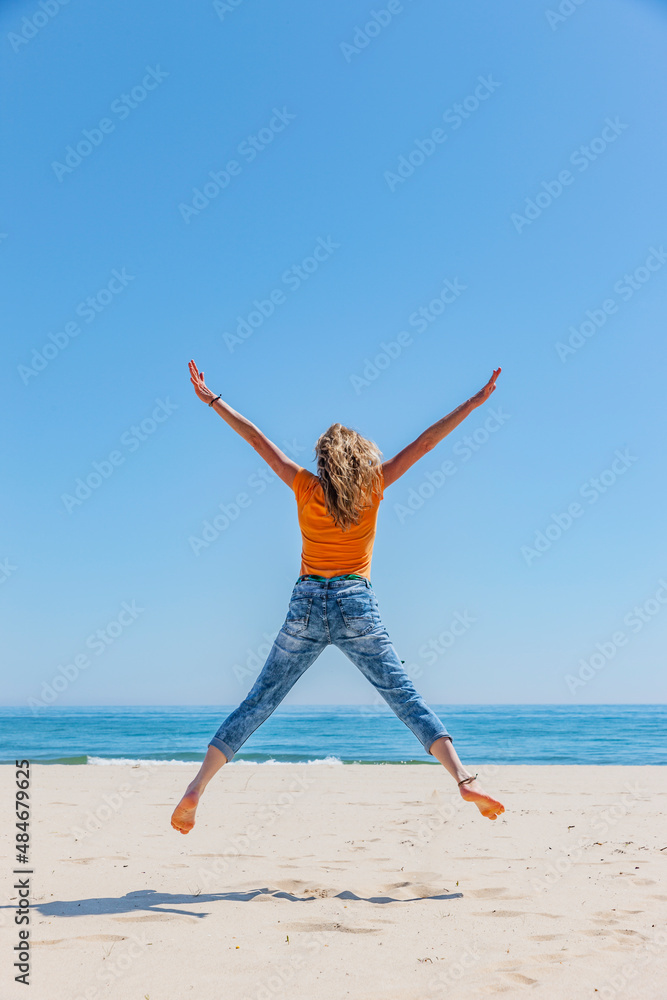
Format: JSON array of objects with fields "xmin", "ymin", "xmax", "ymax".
[
  {"xmin": 382, "ymin": 368, "xmax": 501, "ymax": 488},
  {"xmin": 189, "ymin": 360, "xmax": 300, "ymax": 487}
]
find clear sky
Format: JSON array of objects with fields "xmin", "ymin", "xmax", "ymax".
[{"xmin": 2, "ymin": 0, "xmax": 666, "ymax": 709}]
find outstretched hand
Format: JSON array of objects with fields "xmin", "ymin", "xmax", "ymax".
[
  {"xmin": 189, "ymin": 359, "xmax": 217, "ymax": 405},
  {"xmin": 470, "ymin": 367, "xmax": 501, "ymax": 408}
]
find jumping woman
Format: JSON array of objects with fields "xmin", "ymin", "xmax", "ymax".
[{"xmin": 171, "ymin": 360, "xmax": 505, "ymax": 834}]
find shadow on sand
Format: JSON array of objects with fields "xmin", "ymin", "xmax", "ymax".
[{"xmin": 3, "ymin": 888, "xmax": 464, "ymax": 918}]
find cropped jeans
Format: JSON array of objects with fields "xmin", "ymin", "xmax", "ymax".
[{"xmin": 209, "ymin": 576, "xmax": 450, "ymax": 761}]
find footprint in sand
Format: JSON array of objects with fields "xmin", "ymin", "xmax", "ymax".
[
  {"xmin": 62, "ymin": 857, "xmax": 128, "ymax": 864},
  {"xmin": 470, "ymin": 888, "xmax": 510, "ymax": 899},
  {"xmin": 378, "ymin": 882, "xmax": 439, "ymax": 898},
  {"xmin": 286, "ymin": 922, "xmax": 378, "ymax": 934},
  {"xmin": 272, "ymin": 879, "xmax": 325, "ymax": 897},
  {"xmin": 453, "ymin": 855, "xmax": 492, "ymax": 861},
  {"xmin": 76, "ymin": 934, "xmax": 128, "ymax": 942},
  {"xmin": 191, "ymin": 853, "xmax": 264, "ymax": 859},
  {"xmin": 409, "ymin": 884, "xmax": 443, "ymax": 898}
]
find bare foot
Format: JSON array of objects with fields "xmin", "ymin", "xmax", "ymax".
[
  {"xmin": 458, "ymin": 777, "xmax": 505, "ymax": 820},
  {"xmin": 170, "ymin": 787, "xmax": 200, "ymax": 834}
]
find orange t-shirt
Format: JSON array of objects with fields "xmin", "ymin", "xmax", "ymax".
[{"xmin": 291, "ymin": 467, "xmax": 384, "ymax": 580}]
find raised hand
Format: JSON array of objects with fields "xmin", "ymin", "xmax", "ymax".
[
  {"xmin": 189, "ymin": 359, "xmax": 217, "ymax": 405},
  {"xmin": 470, "ymin": 367, "xmax": 501, "ymax": 408}
]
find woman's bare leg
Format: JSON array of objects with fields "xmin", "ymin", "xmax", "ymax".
[
  {"xmin": 429, "ymin": 736, "xmax": 505, "ymax": 820},
  {"xmin": 170, "ymin": 745, "xmax": 227, "ymax": 834}
]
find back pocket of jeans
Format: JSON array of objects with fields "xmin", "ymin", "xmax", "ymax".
[
  {"xmin": 336, "ymin": 594, "xmax": 376, "ymax": 636},
  {"xmin": 283, "ymin": 597, "xmax": 312, "ymax": 636}
]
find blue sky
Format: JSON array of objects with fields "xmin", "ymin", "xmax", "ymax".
[{"xmin": 2, "ymin": 0, "xmax": 666, "ymax": 709}]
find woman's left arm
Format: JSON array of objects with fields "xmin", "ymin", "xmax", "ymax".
[
  {"xmin": 189, "ymin": 360, "xmax": 300, "ymax": 487},
  {"xmin": 382, "ymin": 368, "xmax": 501, "ymax": 488}
]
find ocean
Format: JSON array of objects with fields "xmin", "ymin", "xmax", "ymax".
[{"xmin": 0, "ymin": 705, "xmax": 665, "ymax": 765}]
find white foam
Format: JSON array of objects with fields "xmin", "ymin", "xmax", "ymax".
[
  {"xmin": 86, "ymin": 755, "xmax": 343, "ymax": 766},
  {"xmin": 231, "ymin": 755, "xmax": 343, "ymax": 766},
  {"xmin": 87, "ymin": 757, "xmax": 193, "ymax": 765}
]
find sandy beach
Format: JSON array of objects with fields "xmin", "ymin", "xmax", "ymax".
[{"xmin": 2, "ymin": 763, "xmax": 665, "ymax": 999}]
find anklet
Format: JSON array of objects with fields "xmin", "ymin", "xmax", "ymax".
[{"xmin": 458, "ymin": 773, "xmax": 478, "ymax": 786}]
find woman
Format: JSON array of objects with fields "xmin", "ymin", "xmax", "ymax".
[{"xmin": 171, "ymin": 360, "xmax": 505, "ymax": 833}]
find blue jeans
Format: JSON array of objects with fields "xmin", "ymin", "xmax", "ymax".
[{"xmin": 209, "ymin": 576, "xmax": 451, "ymax": 761}]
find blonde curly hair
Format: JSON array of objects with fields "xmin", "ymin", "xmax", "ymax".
[{"xmin": 314, "ymin": 423, "xmax": 383, "ymax": 531}]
